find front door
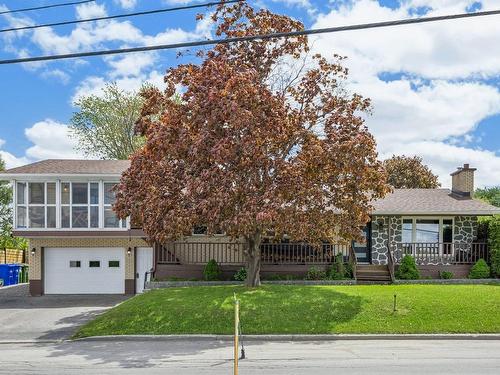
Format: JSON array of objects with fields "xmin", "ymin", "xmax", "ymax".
[
  {"xmin": 352, "ymin": 225, "xmax": 370, "ymax": 263},
  {"xmin": 136, "ymin": 247, "xmax": 154, "ymax": 293}
]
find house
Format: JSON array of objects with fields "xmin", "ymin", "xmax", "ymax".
[{"xmin": 1, "ymin": 160, "xmax": 499, "ymax": 295}]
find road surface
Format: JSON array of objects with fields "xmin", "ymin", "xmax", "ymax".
[{"xmin": 0, "ymin": 339, "xmax": 498, "ymax": 374}]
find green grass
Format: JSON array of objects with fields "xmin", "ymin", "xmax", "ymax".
[{"xmin": 74, "ymin": 284, "xmax": 500, "ymax": 338}]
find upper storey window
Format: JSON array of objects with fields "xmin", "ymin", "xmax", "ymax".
[
  {"xmin": 15, "ymin": 181, "xmax": 127, "ymax": 230},
  {"xmin": 60, "ymin": 182, "xmax": 100, "ymax": 229},
  {"xmin": 16, "ymin": 182, "xmax": 56, "ymax": 229}
]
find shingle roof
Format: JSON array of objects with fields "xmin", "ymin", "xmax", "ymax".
[
  {"xmin": 0, "ymin": 159, "xmax": 130, "ymax": 175},
  {"xmin": 2, "ymin": 159, "xmax": 499, "ymax": 216},
  {"xmin": 372, "ymin": 188, "xmax": 500, "ymax": 215}
]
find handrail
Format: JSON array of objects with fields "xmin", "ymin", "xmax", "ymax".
[
  {"xmin": 386, "ymin": 243, "xmax": 395, "ymax": 282},
  {"xmin": 348, "ymin": 244, "xmax": 357, "ymax": 281}
]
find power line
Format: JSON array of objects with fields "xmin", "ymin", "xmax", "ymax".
[
  {"xmin": 0, "ymin": 0, "xmax": 242, "ymax": 33},
  {"xmin": 1, "ymin": 8, "xmax": 500, "ymax": 65},
  {"xmin": 0, "ymin": 0, "xmax": 95, "ymax": 15}
]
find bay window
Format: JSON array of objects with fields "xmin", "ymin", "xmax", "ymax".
[{"xmin": 15, "ymin": 180, "xmax": 127, "ymax": 230}]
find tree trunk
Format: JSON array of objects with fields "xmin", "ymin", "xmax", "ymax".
[{"xmin": 245, "ymin": 231, "xmax": 262, "ymax": 287}]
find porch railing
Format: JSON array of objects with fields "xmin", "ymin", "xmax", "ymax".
[
  {"xmin": 157, "ymin": 242, "xmax": 350, "ymax": 265},
  {"xmin": 386, "ymin": 244, "xmax": 395, "ymax": 282},
  {"xmin": 393, "ymin": 242, "xmax": 489, "ymax": 265}
]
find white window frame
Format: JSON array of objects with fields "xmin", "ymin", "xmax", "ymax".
[
  {"xmin": 103, "ymin": 181, "xmax": 126, "ymax": 229},
  {"xmin": 401, "ymin": 216, "xmax": 455, "ymax": 258},
  {"xmin": 402, "ymin": 216, "xmax": 455, "ymax": 244},
  {"xmin": 27, "ymin": 182, "xmax": 46, "ymax": 229},
  {"xmin": 13, "ymin": 179, "xmax": 129, "ymax": 231}
]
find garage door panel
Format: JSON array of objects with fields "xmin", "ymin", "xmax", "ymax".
[{"xmin": 44, "ymin": 248, "xmax": 125, "ymax": 294}]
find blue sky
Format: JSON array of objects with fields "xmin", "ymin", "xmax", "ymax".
[{"xmin": 0, "ymin": 0, "xmax": 499, "ymax": 187}]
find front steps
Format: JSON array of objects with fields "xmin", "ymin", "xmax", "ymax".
[{"xmin": 356, "ymin": 265, "xmax": 392, "ymax": 284}]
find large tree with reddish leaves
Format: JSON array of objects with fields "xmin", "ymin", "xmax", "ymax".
[{"xmin": 114, "ymin": 2, "xmax": 389, "ymax": 286}]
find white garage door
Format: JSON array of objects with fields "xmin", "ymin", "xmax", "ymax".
[{"xmin": 44, "ymin": 248, "xmax": 125, "ymax": 294}]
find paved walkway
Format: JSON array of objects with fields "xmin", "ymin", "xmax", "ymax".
[
  {"xmin": 0, "ymin": 339, "xmax": 499, "ymax": 374},
  {"xmin": 0, "ymin": 284, "xmax": 128, "ymax": 342}
]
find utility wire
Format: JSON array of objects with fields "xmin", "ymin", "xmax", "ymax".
[
  {"xmin": 0, "ymin": 0, "xmax": 95, "ymax": 15},
  {"xmin": 1, "ymin": 8, "xmax": 500, "ymax": 65},
  {"xmin": 0, "ymin": 0, "xmax": 242, "ymax": 33}
]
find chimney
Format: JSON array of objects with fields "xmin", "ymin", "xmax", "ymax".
[{"xmin": 450, "ymin": 163, "xmax": 476, "ymax": 198}]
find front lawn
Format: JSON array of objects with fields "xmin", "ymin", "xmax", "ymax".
[{"xmin": 74, "ymin": 284, "xmax": 500, "ymax": 338}]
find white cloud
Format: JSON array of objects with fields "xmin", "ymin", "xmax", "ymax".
[
  {"xmin": 309, "ymin": 0, "xmax": 500, "ymax": 188},
  {"xmin": 0, "ymin": 120, "xmax": 86, "ymax": 169},
  {"xmin": 114, "ymin": 0, "xmax": 137, "ymax": 9},
  {"xmin": 76, "ymin": 2, "xmax": 107, "ymax": 19},
  {"xmin": 0, "ymin": 150, "xmax": 30, "ymax": 169},
  {"xmin": 24, "ymin": 120, "xmax": 84, "ymax": 160},
  {"xmin": 105, "ymin": 52, "xmax": 157, "ymax": 78},
  {"xmin": 41, "ymin": 69, "xmax": 71, "ymax": 84},
  {"xmin": 72, "ymin": 69, "xmax": 165, "ymax": 102},
  {"xmin": 312, "ymin": 0, "xmax": 500, "ymax": 80},
  {"xmin": 380, "ymin": 141, "xmax": 500, "ymax": 188}
]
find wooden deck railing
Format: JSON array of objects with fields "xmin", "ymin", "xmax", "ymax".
[
  {"xmin": 394, "ymin": 242, "xmax": 489, "ymax": 265},
  {"xmin": 158, "ymin": 242, "xmax": 245, "ymax": 265},
  {"xmin": 157, "ymin": 242, "xmax": 350, "ymax": 265},
  {"xmin": 386, "ymin": 244, "xmax": 395, "ymax": 282}
]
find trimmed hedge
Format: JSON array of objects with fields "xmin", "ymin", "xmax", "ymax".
[{"xmin": 488, "ymin": 215, "xmax": 500, "ymax": 278}]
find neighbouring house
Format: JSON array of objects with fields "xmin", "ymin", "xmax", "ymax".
[{"xmin": 1, "ymin": 160, "xmax": 499, "ymax": 296}]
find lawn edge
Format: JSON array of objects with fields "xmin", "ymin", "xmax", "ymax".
[{"xmin": 72, "ymin": 333, "xmax": 500, "ymax": 342}]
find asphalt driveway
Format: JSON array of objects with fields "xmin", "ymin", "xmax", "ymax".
[{"xmin": 0, "ymin": 284, "xmax": 129, "ymax": 342}]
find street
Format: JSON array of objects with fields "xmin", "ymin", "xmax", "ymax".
[{"xmin": 0, "ymin": 339, "xmax": 498, "ymax": 374}]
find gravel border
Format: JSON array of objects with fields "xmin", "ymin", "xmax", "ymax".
[
  {"xmin": 394, "ymin": 279, "xmax": 500, "ymax": 285},
  {"xmin": 147, "ymin": 278, "xmax": 500, "ymax": 288},
  {"xmin": 147, "ymin": 279, "xmax": 356, "ymax": 288},
  {"xmin": 74, "ymin": 333, "xmax": 500, "ymax": 342}
]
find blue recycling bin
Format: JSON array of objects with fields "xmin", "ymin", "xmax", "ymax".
[{"xmin": 0, "ymin": 264, "xmax": 21, "ymax": 286}]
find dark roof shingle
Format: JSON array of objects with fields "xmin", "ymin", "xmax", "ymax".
[
  {"xmin": 0, "ymin": 159, "xmax": 130, "ymax": 175},
  {"xmin": 373, "ymin": 188, "xmax": 500, "ymax": 215}
]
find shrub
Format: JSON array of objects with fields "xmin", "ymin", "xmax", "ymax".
[
  {"xmin": 344, "ymin": 262, "xmax": 354, "ymax": 279},
  {"xmin": 233, "ymin": 267, "xmax": 247, "ymax": 281},
  {"xmin": 488, "ymin": 215, "xmax": 500, "ymax": 278},
  {"xmin": 327, "ymin": 253, "xmax": 353, "ymax": 280},
  {"xmin": 439, "ymin": 270, "xmax": 454, "ymax": 279},
  {"xmin": 305, "ymin": 266, "xmax": 327, "ymax": 280},
  {"xmin": 468, "ymin": 259, "xmax": 491, "ymax": 279},
  {"xmin": 203, "ymin": 259, "xmax": 222, "ymax": 281},
  {"xmin": 395, "ymin": 255, "xmax": 420, "ymax": 280}
]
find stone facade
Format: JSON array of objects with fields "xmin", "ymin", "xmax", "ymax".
[
  {"xmin": 454, "ymin": 216, "xmax": 478, "ymax": 244},
  {"xmin": 370, "ymin": 215, "xmax": 478, "ymax": 265},
  {"xmin": 370, "ymin": 216, "xmax": 402, "ymax": 265}
]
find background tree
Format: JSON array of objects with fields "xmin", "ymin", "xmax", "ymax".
[
  {"xmin": 70, "ymin": 83, "xmax": 146, "ymax": 160},
  {"xmin": 475, "ymin": 186, "xmax": 500, "ymax": 207},
  {"xmin": 0, "ymin": 156, "xmax": 11, "ymax": 239},
  {"xmin": 383, "ymin": 155, "xmax": 440, "ymax": 189},
  {"xmin": 0, "ymin": 156, "xmax": 27, "ymax": 250},
  {"xmin": 114, "ymin": 2, "xmax": 389, "ymax": 286}
]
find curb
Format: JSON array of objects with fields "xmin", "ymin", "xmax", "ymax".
[
  {"xmin": 0, "ymin": 339, "xmax": 63, "ymax": 345},
  {"xmin": 73, "ymin": 333, "xmax": 500, "ymax": 342}
]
